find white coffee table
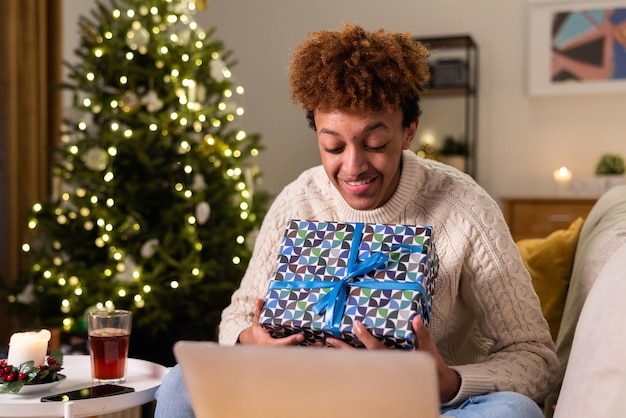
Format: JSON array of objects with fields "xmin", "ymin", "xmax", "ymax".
[{"xmin": 0, "ymin": 355, "xmax": 168, "ymax": 418}]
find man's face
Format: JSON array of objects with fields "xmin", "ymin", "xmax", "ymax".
[{"xmin": 314, "ymin": 109, "xmax": 417, "ymax": 210}]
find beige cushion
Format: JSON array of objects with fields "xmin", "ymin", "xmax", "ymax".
[
  {"xmin": 553, "ymin": 242, "xmax": 626, "ymax": 417},
  {"xmin": 545, "ymin": 185, "xmax": 626, "ymax": 417}
]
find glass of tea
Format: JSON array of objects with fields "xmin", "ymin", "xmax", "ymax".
[{"xmin": 87, "ymin": 309, "xmax": 132, "ymax": 384}]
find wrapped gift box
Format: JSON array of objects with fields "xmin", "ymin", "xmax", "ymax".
[{"xmin": 259, "ymin": 219, "xmax": 438, "ymax": 349}]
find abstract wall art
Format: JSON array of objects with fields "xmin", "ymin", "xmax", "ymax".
[{"xmin": 528, "ymin": 0, "xmax": 626, "ymax": 95}]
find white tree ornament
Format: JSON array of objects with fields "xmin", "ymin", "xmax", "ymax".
[
  {"xmin": 195, "ymin": 201, "xmax": 211, "ymax": 225},
  {"xmin": 140, "ymin": 238, "xmax": 160, "ymax": 258},
  {"xmin": 84, "ymin": 147, "xmax": 109, "ymax": 171},
  {"xmin": 142, "ymin": 90, "xmax": 164, "ymax": 113}
]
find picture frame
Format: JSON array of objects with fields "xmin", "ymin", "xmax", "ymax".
[{"xmin": 527, "ymin": 0, "xmax": 626, "ymax": 96}]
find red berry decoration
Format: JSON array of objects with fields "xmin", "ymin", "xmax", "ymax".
[{"xmin": 1, "ymin": 348, "xmax": 64, "ymax": 394}]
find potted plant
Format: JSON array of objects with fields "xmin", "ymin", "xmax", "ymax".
[
  {"xmin": 595, "ymin": 153, "xmax": 625, "ymax": 193},
  {"xmin": 439, "ymin": 136, "xmax": 469, "ymax": 172},
  {"xmin": 595, "ymin": 154, "xmax": 625, "ymax": 175}
]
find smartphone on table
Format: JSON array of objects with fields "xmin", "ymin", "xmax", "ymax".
[{"xmin": 41, "ymin": 384, "xmax": 134, "ymax": 402}]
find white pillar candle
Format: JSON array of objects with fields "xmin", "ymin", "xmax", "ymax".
[
  {"xmin": 553, "ymin": 166, "xmax": 573, "ymax": 195},
  {"xmin": 7, "ymin": 329, "xmax": 52, "ymax": 367}
]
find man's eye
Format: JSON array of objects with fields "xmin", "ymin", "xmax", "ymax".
[
  {"xmin": 324, "ymin": 147, "xmax": 344, "ymax": 154},
  {"xmin": 367, "ymin": 144, "xmax": 387, "ymax": 151}
]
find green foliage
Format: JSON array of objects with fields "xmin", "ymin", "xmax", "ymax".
[
  {"xmin": 595, "ymin": 153, "xmax": 625, "ymax": 175},
  {"xmin": 0, "ymin": 349, "xmax": 64, "ymax": 394},
  {"xmin": 439, "ymin": 136, "xmax": 468, "ymax": 156},
  {"xmin": 9, "ymin": 0, "xmax": 269, "ymax": 353}
]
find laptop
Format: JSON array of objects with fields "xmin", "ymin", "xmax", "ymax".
[{"xmin": 173, "ymin": 341, "xmax": 440, "ymax": 418}]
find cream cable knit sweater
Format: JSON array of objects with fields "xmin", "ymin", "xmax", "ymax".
[{"xmin": 219, "ymin": 150, "xmax": 558, "ymax": 405}]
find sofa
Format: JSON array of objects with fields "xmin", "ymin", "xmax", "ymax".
[{"xmin": 534, "ymin": 185, "xmax": 626, "ymax": 417}]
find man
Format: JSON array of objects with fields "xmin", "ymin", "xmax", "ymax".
[{"xmin": 156, "ymin": 24, "xmax": 557, "ymax": 418}]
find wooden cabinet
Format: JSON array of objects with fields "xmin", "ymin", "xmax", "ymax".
[{"xmin": 501, "ymin": 197, "xmax": 596, "ymax": 241}]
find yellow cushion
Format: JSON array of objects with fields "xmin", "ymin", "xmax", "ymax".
[{"xmin": 516, "ymin": 217, "xmax": 584, "ymax": 342}]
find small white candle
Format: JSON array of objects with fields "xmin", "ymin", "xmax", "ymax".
[
  {"xmin": 553, "ymin": 166, "xmax": 573, "ymax": 183},
  {"xmin": 7, "ymin": 329, "xmax": 52, "ymax": 367}
]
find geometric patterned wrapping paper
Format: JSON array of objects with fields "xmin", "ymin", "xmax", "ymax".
[{"xmin": 259, "ymin": 219, "xmax": 438, "ymax": 349}]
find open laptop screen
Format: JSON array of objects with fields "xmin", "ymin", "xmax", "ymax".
[{"xmin": 174, "ymin": 341, "xmax": 440, "ymax": 418}]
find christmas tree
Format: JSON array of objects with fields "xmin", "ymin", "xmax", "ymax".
[{"xmin": 9, "ymin": 0, "xmax": 268, "ymax": 364}]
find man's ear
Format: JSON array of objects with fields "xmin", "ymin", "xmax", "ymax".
[{"xmin": 403, "ymin": 118, "xmax": 419, "ymax": 149}]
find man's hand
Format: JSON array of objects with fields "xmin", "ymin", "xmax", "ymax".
[
  {"xmin": 412, "ymin": 316, "xmax": 461, "ymax": 403},
  {"xmin": 327, "ymin": 316, "xmax": 461, "ymax": 403},
  {"xmin": 237, "ymin": 298, "xmax": 305, "ymax": 346},
  {"xmin": 326, "ymin": 320, "xmax": 385, "ymax": 349}
]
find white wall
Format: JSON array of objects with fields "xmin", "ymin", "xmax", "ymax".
[{"xmin": 63, "ymin": 0, "xmax": 626, "ymax": 202}]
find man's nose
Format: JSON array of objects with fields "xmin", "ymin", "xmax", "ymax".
[{"xmin": 343, "ymin": 147, "xmax": 368, "ymax": 175}]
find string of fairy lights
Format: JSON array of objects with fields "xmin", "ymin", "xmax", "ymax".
[{"xmin": 17, "ymin": 0, "xmax": 260, "ymax": 331}]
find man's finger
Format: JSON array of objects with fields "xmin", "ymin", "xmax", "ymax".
[
  {"xmin": 412, "ymin": 316, "xmax": 438, "ymax": 354},
  {"xmin": 272, "ymin": 333, "xmax": 305, "ymax": 346},
  {"xmin": 252, "ymin": 298, "xmax": 264, "ymax": 323},
  {"xmin": 352, "ymin": 320, "xmax": 386, "ymax": 349}
]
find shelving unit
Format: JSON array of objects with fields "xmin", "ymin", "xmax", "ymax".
[{"xmin": 414, "ymin": 35, "xmax": 478, "ymax": 178}]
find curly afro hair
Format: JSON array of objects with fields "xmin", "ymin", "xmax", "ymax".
[{"xmin": 288, "ymin": 23, "xmax": 431, "ymax": 129}]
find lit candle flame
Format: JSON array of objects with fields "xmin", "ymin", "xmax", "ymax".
[{"xmin": 553, "ymin": 166, "xmax": 572, "ymax": 183}]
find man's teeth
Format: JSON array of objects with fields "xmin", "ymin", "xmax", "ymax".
[{"xmin": 346, "ymin": 179, "xmax": 371, "ymax": 186}]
